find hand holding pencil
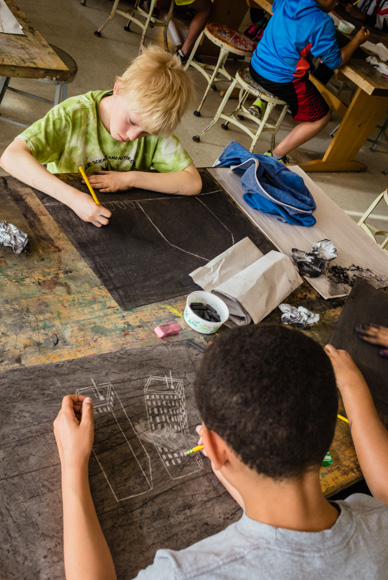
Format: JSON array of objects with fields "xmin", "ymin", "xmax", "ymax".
[
  {"xmin": 76, "ymin": 166, "xmax": 111, "ymax": 227},
  {"xmin": 79, "ymin": 166, "xmax": 100, "ymax": 205}
]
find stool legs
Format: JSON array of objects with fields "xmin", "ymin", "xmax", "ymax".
[
  {"xmin": 270, "ymin": 103, "xmax": 288, "ymax": 150},
  {"xmin": 185, "ymin": 35, "xmax": 233, "ymax": 117},
  {"xmin": 193, "ymin": 77, "xmax": 239, "ymax": 141},
  {"xmin": 369, "ymin": 116, "xmax": 388, "ymax": 152},
  {"xmin": 53, "ymin": 83, "xmax": 68, "ymax": 106},
  {"xmin": 0, "ymin": 77, "xmax": 10, "ymax": 106},
  {"xmin": 95, "ymin": 0, "xmax": 121, "ymax": 36},
  {"xmin": 193, "ymin": 73, "xmax": 289, "ymax": 153},
  {"xmin": 95, "ymin": 0, "xmax": 174, "ymax": 51},
  {"xmin": 194, "ymin": 45, "xmax": 231, "ymax": 116}
]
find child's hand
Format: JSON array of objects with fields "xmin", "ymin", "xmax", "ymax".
[
  {"xmin": 355, "ymin": 26, "xmax": 370, "ymax": 44},
  {"xmin": 324, "ymin": 344, "xmax": 367, "ymax": 394},
  {"xmin": 53, "ymin": 395, "xmax": 94, "ymax": 468},
  {"xmin": 355, "ymin": 323, "xmax": 388, "ymax": 349},
  {"xmin": 345, "ymin": 3, "xmax": 364, "ymax": 19},
  {"xmin": 71, "ymin": 191, "xmax": 111, "ymax": 227},
  {"xmin": 88, "ymin": 171, "xmax": 132, "ymax": 193}
]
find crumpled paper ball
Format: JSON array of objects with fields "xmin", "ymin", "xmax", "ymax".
[
  {"xmin": 279, "ymin": 303, "xmax": 320, "ymax": 329},
  {"xmin": 0, "ymin": 221, "xmax": 28, "ymax": 254}
]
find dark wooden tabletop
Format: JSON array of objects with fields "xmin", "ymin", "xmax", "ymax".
[{"xmin": 0, "ymin": 0, "xmax": 70, "ymax": 80}]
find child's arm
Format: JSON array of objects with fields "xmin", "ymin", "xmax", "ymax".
[
  {"xmin": 345, "ymin": 3, "xmax": 367, "ymax": 22},
  {"xmin": 87, "ymin": 163, "xmax": 202, "ymax": 196},
  {"xmin": 0, "ymin": 139, "xmax": 112, "ymax": 227},
  {"xmin": 325, "ymin": 345, "xmax": 388, "ymax": 505},
  {"xmin": 53, "ymin": 395, "xmax": 117, "ymax": 580},
  {"xmin": 338, "ymin": 26, "xmax": 370, "ymax": 67}
]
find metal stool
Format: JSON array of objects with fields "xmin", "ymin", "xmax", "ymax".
[
  {"xmin": 368, "ymin": 115, "xmax": 388, "ymax": 151},
  {"xmin": 94, "ymin": 0, "xmax": 175, "ymax": 52},
  {"xmin": 0, "ymin": 45, "xmax": 78, "ymax": 129},
  {"xmin": 193, "ymin": 67, "xmax": 288, "ymax": 153},
  {"xmin": 358, "ymin": 189, "xmax": 388, "ymax": 250},
  {"xmin": 184, "ymin": 23, "xmax": 256, "ymax": 117}
]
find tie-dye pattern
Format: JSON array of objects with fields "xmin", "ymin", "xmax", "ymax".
[{"xmin": 17, "ymin": 90, "xmax": 193, "ymax": 175}]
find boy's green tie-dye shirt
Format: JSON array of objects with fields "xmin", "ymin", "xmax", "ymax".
[{"xmin": 17, "ymin": 90, "xmax": 193, "ymax": 175}]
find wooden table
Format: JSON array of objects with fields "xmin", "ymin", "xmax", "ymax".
[
  {"xmin": 249, "ymin": 0, "xmax": 388, "ymax": 172},
  {"xmin": 0, "ymin": 172, "xmax": 367, "ymax": 498},
  {"xmin": 0, "ymin": 0, "xmax": 69, "ymax": 81}
]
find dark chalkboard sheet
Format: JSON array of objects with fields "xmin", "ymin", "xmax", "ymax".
[
  {"xmin": 33, "ymin": 169, "xmax": 274, "ymax": 310},
  {"xmin": 330, "ymin": 280, "xmax": 388, "ymax": 407},
  {"xmin": 0, "ymin": 342, "xmax": 241, "ymax": 580}
]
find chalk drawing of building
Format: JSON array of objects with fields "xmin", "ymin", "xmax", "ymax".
[
  {"xmin": 144, "ymin": 372, "xmax": 203, "ymax": 480},
  {"xmin": 77, "ymin": 380, "xmax": 153, "ymax": 502},
  {"xmin": 77, "ymin": 373, "xmax": 203, "ymax": 503}
]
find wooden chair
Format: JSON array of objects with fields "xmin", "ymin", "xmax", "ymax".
[
  {"xmin": 94, "ymin": 0, "xmax": 175, "ymax": 52},
  {"xmin": 0, "ymin": 45, "xmax": 78, "ymax": 129},
  {"xmin": 184, "ymin": 23, "xmax": 257, "ymax": 117},
  {"xmin": 358, "ymin": 189, "xmax": 388, "ymax": 250},
  {"xmin": 193, "ymin": 67, "xmax": 288, "ymax": 153}
]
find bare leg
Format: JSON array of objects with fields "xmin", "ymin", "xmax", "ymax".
[
  {"xmin": 272, "ymin": 111, "xmax": 331, "ymax": 157},
  {"xmin": 180, "ymin": 0, "xmax": 212, "ymax": 56}
]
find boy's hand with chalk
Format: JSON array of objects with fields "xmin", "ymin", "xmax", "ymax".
[
  {"xmin": 53, "ymin": 395, "xmax": 94, "ymax": 468},
  {"xmin": 354, "ymin": 25, "xmax": 370, "ymax": 42},
  {"xmin": 53, "ymin": 395, "xmax": 117, "ymax": 580}
]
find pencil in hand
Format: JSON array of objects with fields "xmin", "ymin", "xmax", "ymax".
[
  {"xmin": 79, "ymin": 166, "xmax": 100, "ymax": 205},
  {"xmin": 183, "ymin": 444, "xmax": 204, "ymax": 456}
]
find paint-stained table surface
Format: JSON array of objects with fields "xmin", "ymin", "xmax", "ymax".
[
  {"xmin": 0, "ymin": 0, "xmax": 69, "ymax": 81},
  {"xmin": 0, "ymin": 173, "xmax": 368, "ymax": 499}
]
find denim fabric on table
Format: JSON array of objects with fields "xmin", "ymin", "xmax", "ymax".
[{"xmin": 214, "ymin": 141, "xmax": 316, "ymax": 226}]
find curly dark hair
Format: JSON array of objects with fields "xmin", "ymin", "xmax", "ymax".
[{"xmin": 194, "ymin": 325, "xmax": 338, "ymax": 480}]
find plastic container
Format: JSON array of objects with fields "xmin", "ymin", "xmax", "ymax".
[
  {"xmin": 338, "ymin": 20, "xmax": 355, "ymax": 34},
  {"xmin": 184, "ymin": 291, "xmax": 229, "ymax": 334}
]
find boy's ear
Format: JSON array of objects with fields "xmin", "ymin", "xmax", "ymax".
[
  {"xmin": 202, "ymin": 428, "xmax": 230, "ymax": 470},
  {"xmin": 113, "ymin": 80, "xmax": 123, "ymax": 95}
]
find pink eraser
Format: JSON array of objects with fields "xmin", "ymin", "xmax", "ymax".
[{"xmin": 154, "ymin": 322, "xmax": 182, "ymax": 338}]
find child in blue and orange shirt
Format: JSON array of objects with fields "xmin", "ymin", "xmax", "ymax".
[{"xmin": 249, "ymin": 0, "xmax": 370, "ymax": 162}]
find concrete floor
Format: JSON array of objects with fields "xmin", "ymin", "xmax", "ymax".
[{"xmin": 1, "ymin": 0, "xmax": 387, "ymax": 231}]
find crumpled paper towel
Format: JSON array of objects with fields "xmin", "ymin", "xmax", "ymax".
[
  {"xmin": 0, "ymin": 221, "xmax": 28, "ymax": 254},
  {"xmin": 279, "ymin": 303, "xmax": 320, "ymax": 329},
  {"xmin": 363, "ymin": 41, "xmax": 388, "ymax": 62},
  {"xmin": 366, "ymin": 56, "xmax": 388, "ymax": 76}
]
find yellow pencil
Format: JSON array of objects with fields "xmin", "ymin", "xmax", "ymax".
[
  {"xmin": 337, "ymin": 413, "xmax": 349, "ymax": 424},
  {"xmin": 184, "ymin": 444, "xmax": 204, "ymax": 456},
  {"xmin": 79, "ymin": 166, "xmax": 100, "ymax": 205}
]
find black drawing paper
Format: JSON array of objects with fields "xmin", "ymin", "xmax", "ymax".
[
  {"xmin": 0, "ymin": 342, "xmax": 241, "ymax": 580},
  {"xmin": 330, "ymin": 279, "xmax": 388, "ymax": 406},
  {"xmin": 33, "ymin": 169, "xmax": 274, "ymax": 309}
]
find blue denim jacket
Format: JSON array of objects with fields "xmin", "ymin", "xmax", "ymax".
[{"xmin": 214, "ymin": 141, "xmax": 316, "ymax": 227}]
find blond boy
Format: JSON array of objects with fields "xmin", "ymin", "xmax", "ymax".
[{"xmin": 0, "ymin": 46, "xmax": 202, "ymax": 228}]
